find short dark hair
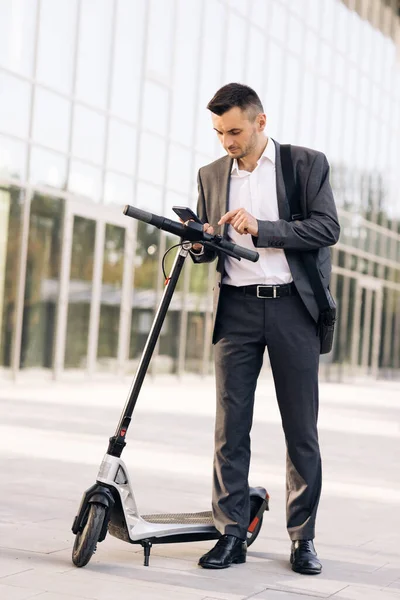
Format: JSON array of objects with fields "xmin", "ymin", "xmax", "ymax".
[{"xmin": 207, "ymin": 83, "xmax": 264, "ymax": 119}]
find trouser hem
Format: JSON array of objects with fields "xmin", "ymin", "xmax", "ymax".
[
  {"xmin": 289, "ymin": 533, "xmax": 315, "ymax": 541},
  {"xmin": 224, "ymin": 524, "xmax": 247, "ymax": 541}
]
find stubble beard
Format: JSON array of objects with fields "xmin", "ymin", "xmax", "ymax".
[{"xmin": 232, "ymin": 130, "xmax": 258, "ymax": 161}]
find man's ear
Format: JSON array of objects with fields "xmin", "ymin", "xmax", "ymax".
[{"xmin": 257, "ymin": 113, "xmax": 267, "ymax": 132}]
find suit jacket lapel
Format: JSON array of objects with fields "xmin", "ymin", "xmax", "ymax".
[{"xmin": 272, "ymin": 138, "xmax": 291, "ymax": 221}]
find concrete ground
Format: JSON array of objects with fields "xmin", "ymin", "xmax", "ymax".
[{"xmin": 0, "ymin": 373, "xmax": 399, "ymax": 600}]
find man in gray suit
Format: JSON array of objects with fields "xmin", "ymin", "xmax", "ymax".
[{"xmin": 193, "ymin": 84, "xmax": 340, "ymax": 574}]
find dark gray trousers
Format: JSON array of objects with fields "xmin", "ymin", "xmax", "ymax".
[{"xmin": 213, "ymin": 285, "xmax": 321, "ymax": 541}]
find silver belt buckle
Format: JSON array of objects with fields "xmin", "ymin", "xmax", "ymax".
[{"xmin": 256, "ymin": 285, "xmax": 277, "ymax": 298}]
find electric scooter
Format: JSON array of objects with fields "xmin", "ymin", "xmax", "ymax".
[{"xmin": 71, "ymin": 205, "xmax": 270, "ymax": 568}]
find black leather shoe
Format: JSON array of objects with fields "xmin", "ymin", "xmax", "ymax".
[
  {"xmin": 290, "ymin": 540, "xmax": 322, "ymax": 575},
  {"xmin": 198, "ymin": 534, "xmax": 247, "ymax": 569}
]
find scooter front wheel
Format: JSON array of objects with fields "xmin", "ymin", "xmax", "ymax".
[{"xmin": 72, "ymin": 503, "xmax": 106, "ymax": 567}]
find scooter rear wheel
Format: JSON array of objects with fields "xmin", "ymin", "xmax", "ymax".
[{"xmin": 72, "ymin": 503, "xmax": 106, "ymax": 567}]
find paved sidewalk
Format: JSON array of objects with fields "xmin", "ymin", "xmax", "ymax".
[{"xmin": 0, "ymin": 374, "xmax": 399, "ymax": 599}]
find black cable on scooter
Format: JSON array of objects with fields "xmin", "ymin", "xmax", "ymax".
[{"xmin": 162, "ymin": 243, "xmax": 182, "ymax": 281}]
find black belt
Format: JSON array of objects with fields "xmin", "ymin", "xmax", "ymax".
[{"xmin": 222, "ymin": 282, "xmax": 297, "ymax": 299}]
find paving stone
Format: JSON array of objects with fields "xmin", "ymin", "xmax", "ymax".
[
  {"xmin": 331, "ymin": 584, "xmax": 400, "ymax": 598},
  {"xmin": 0, "ymin": 583, "xmax": 43, "ymax": 599}
]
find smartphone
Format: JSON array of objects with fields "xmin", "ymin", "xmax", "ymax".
[{"xmin": 172, "ymin": 205, "xmax": 203, "ymax": 224}]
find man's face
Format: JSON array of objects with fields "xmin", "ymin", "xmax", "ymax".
[{"xmin": 211, "ymin": 106, "xmax": 265, "ymax": 159}]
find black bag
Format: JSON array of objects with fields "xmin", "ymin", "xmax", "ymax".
[{"xmin": 280, "ymin": 144, "xmax": 337, "ymax": 355}]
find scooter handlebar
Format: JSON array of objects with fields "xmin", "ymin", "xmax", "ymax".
[
  {"xmin": 123, "ymin": 204, "xmax": 259, "ymax": 263},
  {"xmin": 216, "ymin": 238, "xmax": 259, "ymax": 263}
]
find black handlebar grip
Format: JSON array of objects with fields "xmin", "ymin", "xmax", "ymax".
[
  {"xmin": 219, "ymin": 239, "xmax": 259, "ymax": 262},
  {"xmin": 123, "ymin": 205, "xmax": 154, "ymax": 224},
  {"xmin": 124, "ymin": 204, "xmax": 189, "ymax": 237}
]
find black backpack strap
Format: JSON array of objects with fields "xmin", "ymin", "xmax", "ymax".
[
  {"xmin": 279, "ymin": 144, "xmax": 331, "ymax": 314},
  {"xmin": 280, "ymin": 144, "xmax": 302, "ymax": 221}
]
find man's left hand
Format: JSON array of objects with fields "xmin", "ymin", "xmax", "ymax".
[{"xmin": 218, "ymin": 208, "xmax": 258, "ymax": 236}]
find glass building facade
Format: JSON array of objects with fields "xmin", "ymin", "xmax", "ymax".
[{"xmin": 0, "ymin": 0, "xmax": 399, "ymax": 380}]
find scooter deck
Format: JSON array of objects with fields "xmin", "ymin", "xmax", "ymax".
[{"xmin": 142, "ymin": 511, "xmax": 214, "ymax": 525}]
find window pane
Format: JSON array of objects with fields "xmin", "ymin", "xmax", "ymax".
[
  {"xmin": 166, "ymin": 144, "xmax": 191, "ymax": 193},
  {"xmin": 264, "ymin": 41, "xmax": 284, "ymax": 137},
  {"xmin": 0, "ymin": 186, "xmax": 24, "ymax": 367},
  {"xmin": 69, "ymin": 160, "xmax": 102, "ymax": 200},
  {"xmin": 0, "ymin": 72, "xmax": 31, "ymax": 138},
  {"xmin": 157, "ymin": 308, "xmax": 179, "ymax": 374},
  {"xmin": 29, "ymin": 147, "xmax": 67, "ymax": 189},
  {"xmin": 146, "ymin": 0, "xmax": 174, "ymax": 81},
  {"xmin": 131, "ymin": 183, "xmax": 162, "ymax": 358},
  {"xmin": 354, "ymin": 106, "xmax": 368, "ymax": 169},
  {"xmin": 196, "ymin": 0, "xmax": 225, "ymax": 155},
  {"xmin": 75, "ymin": 0, "xmax": 113, "ymax": 108},
  {"xmin": 348, "ymin": 11, "xmax": 361, "ymax": 64},
  {"xmin": 97, "ymin": 224, "xmax": 125, "ymax": 366},
  {"xmin": 72, "ymin": 106, "xmax": 106, "ymax": 164},
  {"xmin": 227, "ymin": 0, "xmax": 247, "ymax": 14},
  {"xmin": 136, "ymin": 181, "xmax": 163, "ymax": 213},
  {"xmin": 65, "ymin": 216, "xmax": 96, "ymax": 368},
  {"xmin": 138, "ymin": 133, "xmax": 166, "ymax": 185},
  {"xmin": 334, "ymin": 54, "xmax": 346, "ymax": 89},
  {"xmin": 318, "ymin": 42, "xmax": 333, "ymax": 78},
  {"xmin": 329, "ymin": 90, "xmax": 344, "ymax": 163},
  {"xmin": 32, "ymin": 88, "xmax": 70, "ymax": 152},
  {"xmin": 142, "ymin": 82, "xmax": 169, "ymax": 137},
  {"xmin": 20, "ymin": 194, "xmax": 63, "ymax": 369},
  {"xmin": 335, "ymin": 2, "xmax": 349, "ymax": 54},
  {"xmin": 107, "ymin": 120, "xmax": 136, "ymax": 175},
  {"xmin": 306, "ymin": 0, "xmax": 321, "ymax": 30},
  {"xmin": 185, "ymin": 312, "xmax": 206, "ymax": 373},
  {"xmin": 249, "ymin": 0, "xmax": 270, "ymax": 26},
  {"xmin": 110, "ymin": 0, "xmax": 145, "ymax": 122},
  {"xmin": 270, "ymin": 2, "xmax": 287, "ymax": 43},
  {"xmin": 170, "ymin": 0, "xmax": 201, "ymax": 145},
  {"xmin": 360, "ymin": 20, "xmax": 373, "ymax": 76},
  {"xmin": 104, "ymin": 172, "xmax": 134, "ymax": 205},
  {"xmin": 225, "ymin": 12, "xmax": 246, "ymax": 82},
  {"xmin": 132, "ymin": 207, "xmax": 160, "ymax": 302},
  {"xmin": 348, "ymin": 64, "xmax": 359, "ymax": 99},
  {"xmin": 0, "ymin": 135, "xmax": 26, "ymax": 179},
  {"xmin": 0, "ymin": 0, "xmax": 37, "ymax": 76},
  {"xmin": 287, "ymin": 14, "xmax": 303, "ymax": 54},
  {"xmin": 281, "ymin": 55, "xmax": 301, "ymax": 141},
  {"xmin": 36, "ymin": 0, "xmax": 78, "ymax": 93},
  {"xmin": 245, "ymin": 27, "xmax": 266, "ymax": 98},
  {"xmin": 298, "ymin": 70, "xmax": 316, "ymax": 147},
  {"xmin": 314, "ymin": 79, "xmax": 329, "ymax": 151},
  {"xmin": 320, "ymin": 0, "xmax": 334, "ymax": 43},
  {"xmin": 304, "ymin": 28, "xmax": 319, "ymax": 70}
]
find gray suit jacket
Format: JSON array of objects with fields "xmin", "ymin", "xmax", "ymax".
[{"xmin": 193, "ymin": 139, "xmax": 340, "ymax": 343}]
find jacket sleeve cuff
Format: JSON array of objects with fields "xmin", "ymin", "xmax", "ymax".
[
  {"xmin": 189, "ymin": 245, "xmax": 205, "ymax": 256},
  {"xmin": 252, "ymin": 220, "xmax": 270, "ymax": 247}
]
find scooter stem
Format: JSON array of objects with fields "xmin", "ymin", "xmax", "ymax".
[{"xmin": 107, "ymin": 244, "xmax": 190, "ymax": 457}]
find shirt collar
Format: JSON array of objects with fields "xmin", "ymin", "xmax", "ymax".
[{"xmin": 231, "ymin": 137, "xmax": 275, "ymax": 174}]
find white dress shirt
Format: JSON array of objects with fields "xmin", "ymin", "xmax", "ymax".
[{"xmin": 222, "ymin": 138, "xmax": 293, "ymax": 286}]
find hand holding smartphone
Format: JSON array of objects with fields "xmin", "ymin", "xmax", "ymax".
[{"xmin": 172, "ymin": 206, "xmax": 203, "ymax": 224}]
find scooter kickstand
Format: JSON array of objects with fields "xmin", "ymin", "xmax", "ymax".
[{"xmin": 141, "ymin": 540, "xmax": 152, "ymax": 566}]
